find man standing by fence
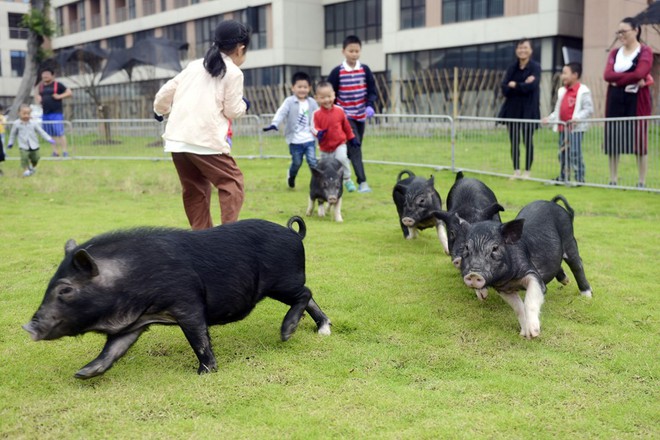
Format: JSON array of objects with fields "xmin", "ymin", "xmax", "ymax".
[{"xmin": 35, "ymin": 68, "xmax": 72, "ymax": 157}]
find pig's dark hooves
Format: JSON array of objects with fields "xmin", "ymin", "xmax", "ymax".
[
  {"xmin": 74, "ymin": 368, "xmax": 103, "ymax": 380},
  {"xmin": 197, "ymin": 363, "xmax": 217, "ymax": 374}
]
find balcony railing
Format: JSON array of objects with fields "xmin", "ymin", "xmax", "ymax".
[{"xmin": 174, "ymin": 0, "xmax": 189, "ymax": 8}]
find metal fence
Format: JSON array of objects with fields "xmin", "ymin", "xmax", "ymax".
[{"xmin": 5, "ymin": 114, "xmax": 657, "ymax": 192}]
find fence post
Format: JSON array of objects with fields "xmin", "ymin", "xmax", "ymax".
[{"xmin": 453, "ymin": 66, "xmax": 458, "ymax": 119}]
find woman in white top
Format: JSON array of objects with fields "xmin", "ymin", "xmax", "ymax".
[
  {"xmin": 603, "ymin": 17, "xmax": 653, "ymax": 188},
  {"xmin": 154, "ymin": 20, "xmax": 250, "ymax": 228}
]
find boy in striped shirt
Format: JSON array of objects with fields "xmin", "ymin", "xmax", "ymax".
[{"xmin": 327, "ymin": 35, "xmax": 377, "ymax": 193}]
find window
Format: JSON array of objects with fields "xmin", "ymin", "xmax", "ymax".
[
  {"xmin": 391, "ymin": 39, "xmax": 542, "ymax": 78},
  {"xmin": 163, "ymin": 23, "xmax": 186, "ymax": 42},
  {"xmin": 78, "ymin": 1, "xmax": 86, "ymax": 32},
  {"xmin": 245, "ymin": 6, "xmax": 267, "ymax": 50},
  {"xmin": 194, "ymin": 14, "xmax": 224, "ymax": 58},
  {"xmin": 325, "ymin": 0, "xmax": 382, "ymax": 48},
  {"xmin": 133, "ymin": 29, "xmax": 155, "ymax": 43},
  {"xmin": 443, "ymin": 0, "xmax": 504, "ymax": 24},
  {"xmin": 11, "ymin": 50, "xmax": 26, "ymax": 77},
  {"xmin": 129, "ymin": 0, "xmax": 136, "ymax": 19},
  {"xmin": 400, "ymin": 0, "xmax": 425, "ymax": 30},
  {"xmin": 8, "ymin": 13, "xmax": 29, "ymax": 39},
  {"xmin": 106, "ymin": 35, "xmax": 126, "ymax": 49}
]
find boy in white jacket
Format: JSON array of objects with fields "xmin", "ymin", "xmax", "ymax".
[{"xmin": 543, "ymin": 62, "xmax": 593, "ymax": 183}]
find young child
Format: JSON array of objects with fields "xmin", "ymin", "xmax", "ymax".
[
  {"xmin": 7, "ymin": 104, "xmax": 55, "ymax": 177},
  {"xmin": 327, "ymin": 35, "xmax": 377, "ymax": 193},
  {"xmin": 542, "ymin": 62, "xmax": 593, "ymax": 183},
  {"xmin": 154, "ymin": 19, "xmax": 250, "ymax": 229},
  {"xmin": 263, "ymin": 72, "xmax": 319, "ymax": 189},
  {"xmin": 312, "ymin": 81, "xmax": 358, "ymax": 190}
]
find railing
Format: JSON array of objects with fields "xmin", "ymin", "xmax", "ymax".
[
  {"xmin": 6, "ymin": 115, "xmax": 656, "ymax": 192},
  {"xmin": 143, "ymin": 0, "xmax": 157, "ymax": 15},
  {"xmin": 116, "ymin": 7, "xmax": 128, "ymax": 23}
]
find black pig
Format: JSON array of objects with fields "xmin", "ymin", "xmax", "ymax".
[
  {"xmin": 460, "ymin": 195, "xmax": 592, "ymax": 338},
  {"xmin": 433, "ymin": 171, "xmax": 504, "ymax": 270},
  {"xmin": 307, "ymin": 157, "xmax": 344, "ymax": 222},
  {"xmin": 392, "ymin": 170, "xmax": 448, "ymax": 253},
  {"xmin": 23, "ymin": 217, "xmax": 332, "ymax": 379}
]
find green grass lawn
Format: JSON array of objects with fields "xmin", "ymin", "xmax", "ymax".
[{"xmin": 0, "ymin": 157, "xmax": 658, "ymax": 438}]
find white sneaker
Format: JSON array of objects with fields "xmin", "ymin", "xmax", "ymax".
[
  {"xmin": 23, "ymin": 169, "xmax": 32, "ymax": 177},
  {"xmin": 357, "ymin": 182, "xmax": 372, "ymax": 193}
]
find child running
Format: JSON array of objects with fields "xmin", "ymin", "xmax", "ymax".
[
  {"xmin": 7, "ymin": 104, "xmax": 55, "ymax": 177},
  {"xmin": 312, "ymin": 81, "xmax": 358, "ymax": 189},
  {"xmin": 263, "ymin": 71, "xmax": 318, "ymax": 189}
]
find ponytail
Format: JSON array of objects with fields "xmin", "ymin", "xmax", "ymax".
[{"xmin": 203, "ymin": 19, "xmax": 251, "ymax": 78}]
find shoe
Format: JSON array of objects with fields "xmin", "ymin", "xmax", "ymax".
[
  {"xmin": 357, "ymin": 182, "xmax": 372, "ymax": 193},
  {"xmin": 509, "ymin": 170, "xmax": 521, "ymax": 180},
  {"xmin": 23, "ymin": 169, "xmax": 32, "ymax": 177},
  {"xmin": 344, "ymin": 180, "xmax": 357, "ymax": 192},
  {"xmin": 51, "ymin": 152, "xmax": 59, "ymax": 157},
  {"xmin": 287, "ymin": 174, "xmax": 295, "ymax": 189},
  {"xmin": 63, "ymin": 152, "xmax": 69, "ymax": 158},
  {"xmin": 609, "ymin": 181, "xmax": 617, "ymax": 186},
  {"xmin": 30, "ymin": 167, "xmax": 37, "ymax": 175},
  {"xmin": 636, "ymin": 182, "xmax": 645, "ymax": 188},
  {"xmin": 522, "ymin": 170, "xmax": 531, "ymax": 179}
]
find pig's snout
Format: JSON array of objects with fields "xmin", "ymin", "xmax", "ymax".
[
  {"xmin": 401, "ymin": 217, "xmax": 415, "ymax": 227},
  {"xmin": 22, "ymin": 322, "xmax": 41, "ymax": 341},
  {"xmin": 463, "ymin": 272, "xmax": 486, "ymax": 289},
  {"xmin": 327, "ymin": 195, "xmax": 338, "ymax": 204}
]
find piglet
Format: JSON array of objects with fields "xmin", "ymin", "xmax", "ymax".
[
  {"xmin": 433, "ymin": 171, "xmax": 504, "ymax": 270},
  {"xmin": 23, "ymin": 217, "xmax": 332, "ymax": 379},
  {"xmin": 459, "ymin": 195, "xmax": 592, "ymax": 339},
  {"xmin": 307, "ymin": 157, "xmax": 344, "ymax": 222},
  {"xmin": 392, "ymin": 170, "xmax": 448, "ymax": 253}
]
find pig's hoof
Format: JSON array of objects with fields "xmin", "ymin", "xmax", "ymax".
[
  {"xmin": 74, "ymin": 365, "xmax": 106, "ymax": 379},
  {"xmin": 197, "ymin": 362, "xmax": 217, "ymax": 375},
  {"xmin": 335, "ymin": 217, "xmax": 343, "ymax": 223},
  {"xmin": 559, "ymin": 276, "xmax": 570, "ymax": 286},
  {"xmin": 580, "ymin": 289, "xmax": 593, "ymax": 298},
  {"xmin": 475, "ymin": 288, "xmax": 488, "ymax": 301},
  {"xmin": 317, "ymin": 322, "xmax": 332, "ymax": 336},
  {"xmin": 524, "ymin": 323, "xmax": 541, "ymax": 339}
]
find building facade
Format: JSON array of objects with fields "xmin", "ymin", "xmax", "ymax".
[{"xmin": 1, "ymin": 0, "xmax": 657, "ymax": 114}]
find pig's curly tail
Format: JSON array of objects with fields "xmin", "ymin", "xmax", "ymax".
[{"xmin": 287, "ymin": 216, "xmax": 307, "ymax": 240}]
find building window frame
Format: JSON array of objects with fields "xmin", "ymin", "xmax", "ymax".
[
  {"xmin": 400, "ymin": 0, "xmax": 425, "ymax": 30},
  {"xmin": 442, "ymin": 0, "xmax": 504, "ymax": 24},
  {"xmin": 324, "ymin": 0, "xmax": 382, "ymax": 48}
]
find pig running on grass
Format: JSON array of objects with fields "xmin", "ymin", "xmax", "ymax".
[
  {"xmin": 459, "ymin": 195, "xmax": 592, "ymax": 339},
  {"xmin": 433, "ymin": 171, "xmax": 504, "ymax": 269},
  {"xmin": 392, "ymin": 170, "xmax": 448, "ymax": 253},
  {"xmin": 23, "ymin": 217, "xmax": 332, "ymax": 379},
  {"xmin": 307, "ymin": 157, "xmax": 344, "ymax": 222}
]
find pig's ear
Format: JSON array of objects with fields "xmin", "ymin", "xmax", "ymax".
[
  {"xmin": 72, "ymin": 249, "xmax": 100, "ymax": 278},
  {"xmin": 501, "ymin": 219, "xmax": 524, "ymax": 244},
  {"xmin": 481, "ymin": 203, "xmax": 505, "ymax": 219},
  {"xmin": 432, "ymin": 210, "xmax": 452, "ymax": 224},
  {"xmin": 427, "ymin": 175, "xmax": 435, "ymax": 187},
  {"xmin": 311, "ymin": 167, "xmax": 323, "ymax": 178},
  {"xmin": 64, "ymin": 239, "xmax": 77, "ymax": 254},
  {"xmin": 454, "ymin": 171, "xmax": 464, "ymax": 182},
  {"xmin": 457, "ymin": 214, "xmax": 469, "ymax": 226}
]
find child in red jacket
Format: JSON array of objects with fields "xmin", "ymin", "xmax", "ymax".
[{"xmin": 312, "ymin": 81, "xmax": 358, "ymax": 192}]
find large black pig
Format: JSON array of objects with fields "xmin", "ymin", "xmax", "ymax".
[
  {"xmin": 392, "ymin": 170, "xmax": 448, "ymax": 253},
  {"xmin": 459, "ymin": 195, "xmax": 592, "ymax": 339},
  {"xmin": 307, "ymin": 157, "xmax": 344, "ymax": 222},
  {"xmin": 433, "ymin": 171, "xmax": 504, "ymax": 270},
  {"xmin": 23, "ymin": 217, "xmax": 332, "ymax": 379}
]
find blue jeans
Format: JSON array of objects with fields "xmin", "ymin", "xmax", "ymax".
[
  {"xmin": 289, "ymin": 141, "xmax": 317, "ymax": 179},
  {"xmin": 558, "ymin": 131, "xmax": 585, "ymax": 182}
]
